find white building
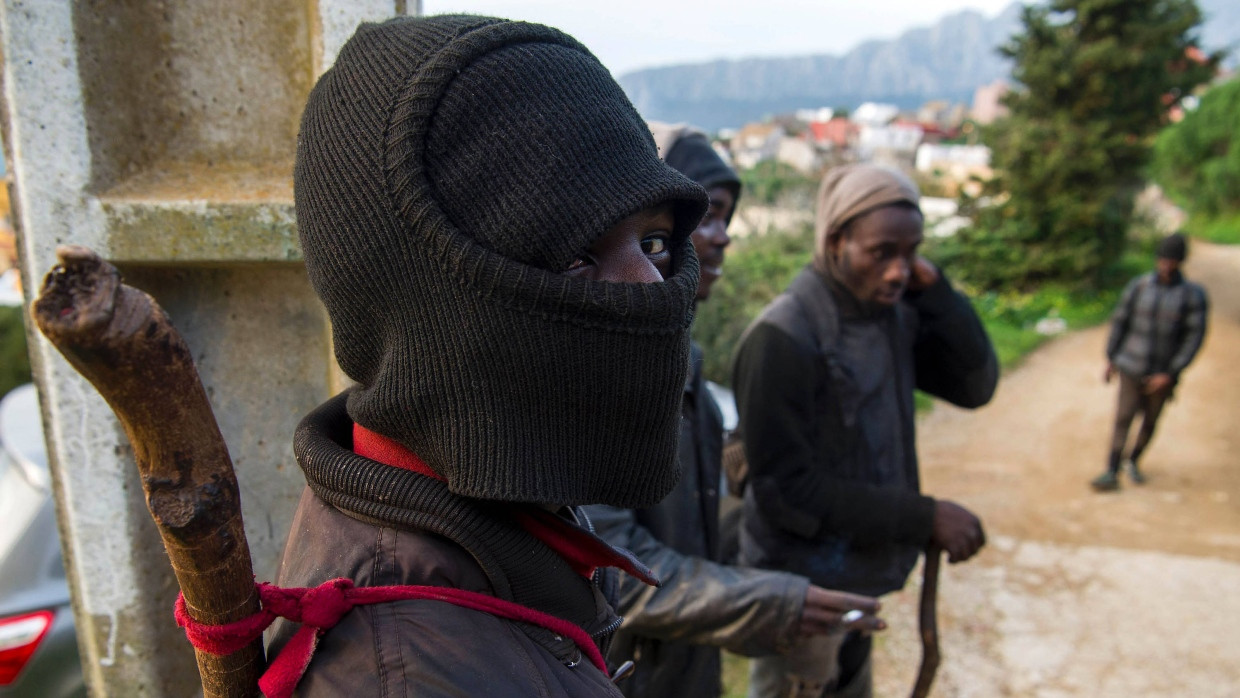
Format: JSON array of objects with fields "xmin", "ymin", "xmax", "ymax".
[
  {"xmin": 857, "ymin": 122, "xmax": 924, "ymax": 159},
  {"xmin": 915, "ymin": 143, "xmax": 992, "ymax": 176},
  {"xmin": 731, "ymin": 123, "xmax": 784, "ymax": 170},
  {"xmin": 852, "ymin": 102, "xmax": 900, "ymax": 126},
  {"xmin": 794, "ymin": 107, "xmax": 835, "ymax": 123},
  {"xmin": 776, "ymin": 138, "xmax": 820, "ymax": 173}
]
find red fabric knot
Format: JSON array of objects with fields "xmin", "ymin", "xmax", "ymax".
[
  {"xmin": 291, "ymin": 578, "xmax": 355, "ymax": 628},
  {"xmin": 174, "ymin": 578, "xmax": 611, "ymax": 698},
  {"xmin": 253, "ymin": 583, "xmax": 302, "ymax": 620}
]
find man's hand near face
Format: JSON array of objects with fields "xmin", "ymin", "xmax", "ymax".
[{"xmin": 907, "ymin": 256, "xmax": 941, "ymax": 292}]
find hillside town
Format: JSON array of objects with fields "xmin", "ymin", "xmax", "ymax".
[
  {"xmin": 721, "ymin": 80, "xmax": 1005, "ymax": 187},
  {"xmin": 698, "ymin": 81, "xmax": 1011, "ymax": 240}
]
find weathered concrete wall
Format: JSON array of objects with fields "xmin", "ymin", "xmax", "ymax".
[{"xmin": 0, "ymin": 1, "xmax": 409, "ymax": 694}]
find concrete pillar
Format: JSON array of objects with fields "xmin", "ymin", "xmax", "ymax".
[{"xmin": 0, "ymin": 1, "xmax": 410, "ymax": 694}]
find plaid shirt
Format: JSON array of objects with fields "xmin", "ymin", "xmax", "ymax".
[{"xmin": 1106, "ymin": 271, "xmax": 1208, "ymax": 378}]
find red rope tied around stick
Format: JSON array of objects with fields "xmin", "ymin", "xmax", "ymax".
[{"xmin": 175, "ymin": 578, "xmax": 610, "ymax": 698}]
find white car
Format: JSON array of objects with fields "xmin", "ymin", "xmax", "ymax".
[{"xmin": 0, "ymin": 384, "xmax": 84, "ymax": 697}]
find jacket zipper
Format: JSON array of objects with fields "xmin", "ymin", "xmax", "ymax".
[{"xmin": 591, "ymin": 614, "xmax": 624, "ymax": 639}]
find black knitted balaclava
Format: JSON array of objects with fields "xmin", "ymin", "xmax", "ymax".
[{"xmin": 296, "ymin": 15, "xmax": 707, "ymax": 508}]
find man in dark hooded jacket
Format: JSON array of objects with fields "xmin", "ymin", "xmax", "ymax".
[
  {"xmin": 734, "ymin": 164, "xmax": 997, "ymax": 697},
  {"xmin": 268, "ymin": 16, "xmax": 723, "ymax": 697},
  {"xmin": 585, "ymin": 126, "xmax": 883, "ymax": 698}
]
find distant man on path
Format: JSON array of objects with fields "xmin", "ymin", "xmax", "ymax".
[
  {"xmin": 733, "ymin": 164, "xmax": 998, "ymax": 697},
  {"xmin": 1092, "ymin": 232, "xmax": 1208, "ymax": 491},
  {"xmin": 586, "ymin": 125, "xmax": 884, "ymax": 698}
]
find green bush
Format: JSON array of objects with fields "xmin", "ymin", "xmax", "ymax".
[
  {"xmin": 0, "ymin": 304, "xmax": 32, "ymax": 398},
  {"xmin": 693, "ymin": 223, "xmax": 814, "ymax": 386},
  {"xmin": 943, "ymin": 243, "xmax": 1152, "ymax": 369},
  {"xmin": 1179, "ymin": 211, "xmax": 1240, "ymax": 245},
  {"xmin": 1150, "ymin": 78, "xmax": 1240, "ymax": 226},
  {"xmin": 738, "ymin": 161, "xmax": 819, "ymax": 207}
]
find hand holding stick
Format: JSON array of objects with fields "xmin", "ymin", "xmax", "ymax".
[
  {"xmin": 32, "ymin": 246, "xmax": 263, "ymax": 698},
  {"xmin": 911, "ymin": 543, "xmax": 943, "ymax": 698}
]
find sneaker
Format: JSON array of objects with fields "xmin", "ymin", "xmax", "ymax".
[
  {"xmin": 1125, "ymin": 459, "xmax": 1147, "ymax": 485},
  {"xmin": 1090, "ymin": 470, "xmax": 1120, "ymax": 492}
]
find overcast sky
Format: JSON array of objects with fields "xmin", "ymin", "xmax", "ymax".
[{"xmin": 420, "ymin": 0, "xmax": 1019, "ymax": 75}]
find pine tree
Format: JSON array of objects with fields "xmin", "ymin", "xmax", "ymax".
[{"xmin": 952, "ymin": 0, "xmax": 1218, "ymax": 290}]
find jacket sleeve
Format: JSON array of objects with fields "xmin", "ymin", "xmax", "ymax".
[
  {"xmin": 906, "ymin": 273, "xmax": 998, "ymax": 408},
  {"xmin": 1169, "ymin": 285, "xmax": 1209, "ymax": 376},
  {"xmin": 1106, "ymin": 277, "xmax": 1142, "ymax": 361},
  {"xmin": 584, "ymin": 504, "xmax": 807, "ymax": 656},
  {"xmin": 733, "ymin": 321, "xmax": 936, "ymax": 547}
]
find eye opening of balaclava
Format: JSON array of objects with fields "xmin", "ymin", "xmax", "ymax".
[{"xmin": 296, "ymin": 15, "xmax": 708, "ymax": 508}]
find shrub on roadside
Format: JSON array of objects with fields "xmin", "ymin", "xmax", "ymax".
[
  {"xmin": 693, "ymin": 223, "xmax": 814, "ymax": 386},
  {"xmin": 738, "ymin": 161, "xmax": 819, "ymax": 208},
  {"xmin": 1149, "ymin": 77, "xmax": 1240, "ymax": 243},
  {"xmin": 0, "ymin": 304, "xmax": 32, "ymax": 398}
]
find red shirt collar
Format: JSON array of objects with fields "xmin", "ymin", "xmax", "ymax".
[
  {"xmin": 352, "ymin": 423, "xmax": 657, "ymax": 585},
  {"xmin": 352, "ymin": 422, "xmax": 442, "ymax": 479}
]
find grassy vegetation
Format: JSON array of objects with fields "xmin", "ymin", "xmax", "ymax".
[
  {"xmin": 738, "ymin": 160, "xmax": 819, "ymax": 206},
  {"xmin": 1180, "ymin": 212, "xmax": 1240, "ymax": 245},
  {"xmin": 955, "ymin": 244, "xmax": 1152, "ymax": 370},
  {"xmin": 722, "ymin": 651, "xmax": 748, "ymax": 698},
  {"xmin": 693, "ymin": 222, "xmax": 814, "ymax": 386}
]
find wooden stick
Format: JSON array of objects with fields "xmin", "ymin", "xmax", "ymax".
[
  {"xmin": 32, "ymin": 245, "xmax": 262, "ymax": 698},
  {"xmin": 911, "ymin": 543, "xmax": 943, "ymax": 698}
]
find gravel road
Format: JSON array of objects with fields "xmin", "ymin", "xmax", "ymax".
[{"xmin": 871, "ymin": 241, "xmax": 1240, "ymax": 697}]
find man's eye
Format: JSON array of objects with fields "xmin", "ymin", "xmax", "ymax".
[
  {"xmin": 641, "ymin": 235, "xmax": 669, "ymax": 256},
  {"xmin": 566, "ymin": 256, "xmax": 591, "ymax": 271}
]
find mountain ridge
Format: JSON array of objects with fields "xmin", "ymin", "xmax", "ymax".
[{"xmin": 619, "ymin": 0, "xmax": 1238, "ymax": 132}]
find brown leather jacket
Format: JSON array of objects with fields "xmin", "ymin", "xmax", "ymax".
[{"xmin": 269, "ymin": 395, "xmax": 640, "ymax": 697}]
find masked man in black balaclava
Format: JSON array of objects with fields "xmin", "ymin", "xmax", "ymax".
[{"xmin": 270, "ymin": 15, "xmax": 714, "ymax": 697}]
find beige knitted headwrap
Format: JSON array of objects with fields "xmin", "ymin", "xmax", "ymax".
[{"xmin": 813, "ymin": 164, "xmax": 921, "ymax": 272}]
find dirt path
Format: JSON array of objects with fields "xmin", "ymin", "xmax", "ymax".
[{"xmin": 871, "ymin": 241, "xmax": 1240, "ymax": 696}]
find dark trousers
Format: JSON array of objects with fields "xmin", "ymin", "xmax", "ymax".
[{"xmin": 1108, "ymin": 372, "xmax": 1170, "ymax": 468}]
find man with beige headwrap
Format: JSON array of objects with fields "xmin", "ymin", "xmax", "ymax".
[{"xmin": 733, "ymin": 163, "xmax": 998, "ymax": 697}]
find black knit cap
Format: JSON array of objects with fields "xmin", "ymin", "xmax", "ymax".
[
  {"xmin": 296, "ymin": 15, "xmax": 708, "ymax": 507},
  {"xmin": 664, "ymin": 132, "xmax": 742, "ymax": 206},
  {"xmin": 1157, "ymin": 232, "xmax": 1188, "ymax": 261}
]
